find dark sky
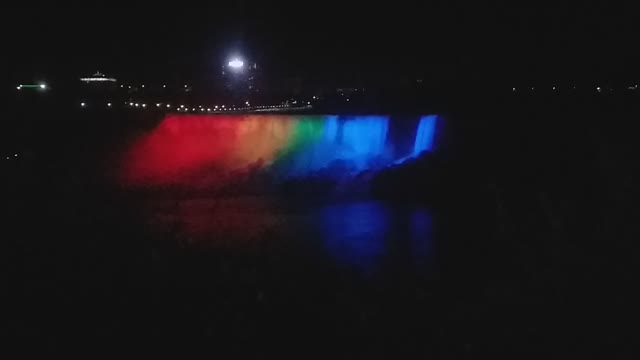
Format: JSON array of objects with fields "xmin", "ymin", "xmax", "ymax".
[{"xmin": 4, "ymin": 2, "xmax": 639, "ymax": 86}]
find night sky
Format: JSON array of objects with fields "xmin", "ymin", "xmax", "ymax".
[{"xmin": 4, "ymin": 2, "xmax": 639, "ymax": 86}]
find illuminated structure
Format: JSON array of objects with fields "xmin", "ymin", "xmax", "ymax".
[
  {"xmin": 220, "ymin": 57, "xmax": 260, "ymax": 100},
  {"xmin": 80, "ymin": 71, "xmax": 117, "ymax": 83},
  {"xmin": 78, "ymin": 71, "xmax": 118, "ymax": 103},
  {"xmin": 122, "ymin": 114, "xmax": 438, "ymax": 186},
  {"xmin": 17, "ymin": 83, "xmax": 47, "ymax": 91}
]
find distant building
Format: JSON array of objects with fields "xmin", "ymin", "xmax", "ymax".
[
  {"xmin": 78, "ymin": 71, "xmax": 118, "ymax": 102},
  {"xmin": 80, "ymin": 71, "xmax": 117, "ymax": 84},
  {"xmin": 220, "ymin": 60, "xmax": 260, "ymax": 101}
]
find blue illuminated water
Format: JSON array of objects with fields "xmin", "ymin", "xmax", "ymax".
[
  {"xmin": 313, "ymin": 201, "xmax": 434, "ymax": 275},
  {"xmin": 414, "ymin": 115, "xmax": 437, "ymax": 155},
  {"xmin": 273, "ymin": 115, "xmax": 437, "ymax": 178}
]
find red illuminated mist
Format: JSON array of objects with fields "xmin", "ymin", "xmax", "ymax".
[{"xmin": 120, "ymin": 114, "xmax": 299, "ymax": 187}]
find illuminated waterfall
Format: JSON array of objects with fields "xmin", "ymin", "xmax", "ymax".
[
  {"xmin": 413, "ymin": 115, "xmax": 437, "ymax": 155},
  {"xmin": 122, "ymin": 114, "xmax": 437, "ymax": 186}
]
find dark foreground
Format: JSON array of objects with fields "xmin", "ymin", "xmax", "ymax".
[{"xmin": 1, "ymin": 97, "xmax": 636, "ymax": 357}]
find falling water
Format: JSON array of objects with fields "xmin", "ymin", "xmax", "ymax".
[
  {"xmin": 122, "ymin": 114, "xmax": 438, "ymax": 186},
  {"xmin": 413, "ymin": 115, "xmax": 438, "ymax": 155}
]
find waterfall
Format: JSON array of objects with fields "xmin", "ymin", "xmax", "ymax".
[
  {"xmin": 123, "ymin": 114, "xmax": 437, "ymax": 185},
  {"xmin": 413, "ymin": 115, "xmax": 437, "ymax": 156}
]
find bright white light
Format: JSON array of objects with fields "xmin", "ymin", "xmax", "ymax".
[
  {"xmin": 135, "ymin": 103, "xmax": 139, "ymax": 107},
  {"xmin": 163, "ymin": 84, "xmax": 166, "ymax": 88},
  {"xmin": 215, "ymin": 106, "xmax": 219, "ymax": 109},
  {"xmin": 184, "ymin": 85, "xmax": 188, "ymax": 88},
  {"xmin": 142, "ymin": 104, "xmax": 147, "ymax": 108},
  {"xmin": 180, "ymin": 105, "xmax": 185, "ymax": 108},
  {"xmin": 596, "ymin": 87, "xmax": 602, "ymax": 92},
  {"xmin": 81, "ymin": 102, "xmax": 86, "ymax": 107},
  {"xmin": 156, "ymin": 103, "xmax": 161, "ymax": 107},
  {"xmin": 80, "ymin": 77, "xmax": 116, "ymax": 82},
  {"xmin": 228, "ymin": 59, "xmax": 244, "ymax": 68},
  {"xmin": 245, "ymin": 101, "xmax": 250, "ymax": 106},
  {"xmin": 107, "ymin": 103, "xmax": 112, "ymax": 107},
  {"xmin": 166, "ymin": 104, "xmax": 171, "ymax": 108},
  {"xmin": 39, "ymin": 84, "xmax": 46, "ymax": 89},
  {"xmin": 14, "ymin": 153, "xmax": 18, "ymax": 157},
  {"xmin": 192, "ymin": 108, "xmax": 196, "ymax": 111},
  {"xmin": 129, "ymin": 102, "xmax": 133, "ymax": 106},
  {"xmin": 141, "ymin": 85, "xmax": 145, "ymax": 88},
  {"xmin": 221, "ymin": 105, "xmax": 225, "ymax": 108},
  {"xmin": 207, "ymin": 108, "xmax": 211, "ymax": 111},
  {"xmin": 16, "ymin": 86, "xmax": 21, "ymax": 90},
  {"xmin": 512, "ymin": 87, "xmax": 516, "ymax": 91},
  {"xmin": 121, "ymin": 85, "xmax": 124, "ymax": 88}
]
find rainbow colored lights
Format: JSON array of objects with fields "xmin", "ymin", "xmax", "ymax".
[{"xmin": 122, "ymin": 114, "xmax": 438, "ymax": 186}]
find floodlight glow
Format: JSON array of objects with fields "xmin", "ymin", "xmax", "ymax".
[{"xmin": 228, "ymin": 59, "xmax": 244, "ymax": 68}]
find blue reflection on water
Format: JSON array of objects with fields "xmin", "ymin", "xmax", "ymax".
[{"xmin": 314, "ymin": 201, "xmax": 433, "ymax": 275}]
